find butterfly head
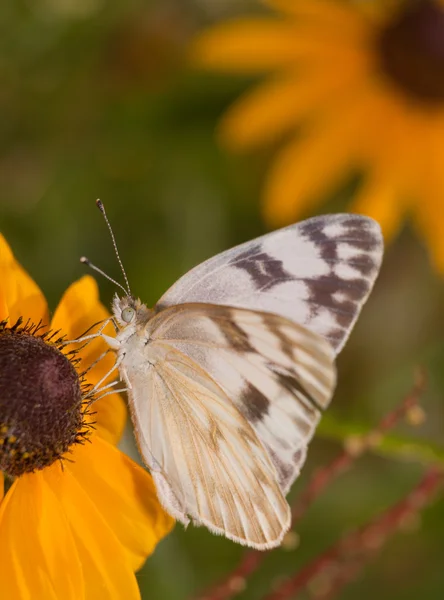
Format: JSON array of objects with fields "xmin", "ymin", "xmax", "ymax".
[{"xmin": 112, "ymin": 294, "xmax": 152, "ymax": 329}]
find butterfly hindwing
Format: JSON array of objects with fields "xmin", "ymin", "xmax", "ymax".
[
  {"xmin": 122, "ymin": 303, "xmax": 336, "ymax": 548},
  {"xmin": 156, "ymin": 214, "xmax": 383, "ymax": 353},
  {"xmin": 149, "ymin": 354, "xmax": 291, "ymax": 549}
]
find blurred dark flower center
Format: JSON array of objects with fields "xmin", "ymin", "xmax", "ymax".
[
  {"xmin": 377, "ymin": 0, "xmax": 444, "ymax": 103},
  {"xmin": 0, "ymin": 320, "xmax": 88, "ymax": 477}
]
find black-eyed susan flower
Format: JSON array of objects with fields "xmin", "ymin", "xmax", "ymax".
[
  {"xmin": 0, "ymin": 233, "xmax": 174, "ymax": 599},
  {"xmin": 192, "ymin": 0, "xmax": 444, "ymax": 271}
]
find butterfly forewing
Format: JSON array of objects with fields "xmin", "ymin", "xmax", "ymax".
[
  {"xmin": 156, "ymin": 214, "xmax": 383, "ymax": 353},
  {"xmin": 121, "ymin": 303, "xmax": 336, "ymax": 548}
]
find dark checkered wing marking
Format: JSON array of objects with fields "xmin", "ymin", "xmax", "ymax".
[
  {"xmin": 156, "ymin": 214, "xmax": 383, "ymax": 354},
  {"xmin": 143, "ymin": 303, "xmax": 336, "ymax": 507}
]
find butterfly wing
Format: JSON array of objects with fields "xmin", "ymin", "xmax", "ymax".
[
  {"xmin": 156, "ymin": 214, "xmax": 383, "ymax": 354},
  {"xmin": 123, "ymin": 304, "xmax": 336, "ymax": 548}
]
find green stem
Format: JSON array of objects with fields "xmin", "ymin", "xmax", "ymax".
[{"xmin": 318, "ymin": 414, "xmax": 444, "ymax": 464}]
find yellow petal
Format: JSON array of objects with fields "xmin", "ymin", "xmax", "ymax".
[
  {"xmin": 219, "ymin": 56, "xmax": 366, "ymax": 150},
  {"xmin": 414, "ymin": 192, "xmax": 444, "ymax": 273},
  {"xmin": 350, "ymin": 176, "xmax": 405, "ymax": 241},
  {"xmin": 68, "ymin": 435, "xmax": 174, "ymax": 571},
  {"xmin": 191, "ymin": 19, "xmax": 311, "ymax": 73},
  {"xmin": 263, "ymin": 85, "xmax": 375, "ymax": 226},
  {"xmin": 348, "ymin": 98, "xmax": 414, "ymax": 239},
  {"xmin": 93, "ymin": 392, "xmax": 127, "ymax": 445},
  {"xmin": 44, "ymin": 464, "xmax": 142, "ymax": 600},
  {"xmin": 0, "ymin": 234, "xmax": 49, "ymax": 326},
  {"xmin": 219, "ymin": 78, "xmax": 304, "ymax": 149},
  {"xmin": 412, "ymin": 123, "xmax": 444, "ymax": 273},
  {"xmin": 0, "ymin": 473, "xmax": 84, "ymax": 600},
  {"xmin": 51, "ymin": 275, "xmax": 114, "ymax": 367},
  {"xmin": 0, "ymin": 289, "xmax": 8, "ymax": 322},
  {"xmin": 265, "ymin": 0, "xmax": 367, "ymax": 34},
  {"xmin": 51, "ymin": 275, "xmax": 125, "ymax": 444}
]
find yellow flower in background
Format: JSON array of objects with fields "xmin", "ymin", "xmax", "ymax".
[
  {"xmin": 193, "ymin": 0, "xmax": 444, "ymax": 271},
  {"xmin": 0, "ymin": 234, "xmax": 174, "ymax": 600}
]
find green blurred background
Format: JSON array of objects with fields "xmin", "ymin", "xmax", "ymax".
[{"xmin": 1, "ymin": 1, "xmax": 443, "ymax": 598}]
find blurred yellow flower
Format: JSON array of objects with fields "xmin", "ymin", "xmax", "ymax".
[
  {"xmin": 193, "ymin": 0, "xmax": 444, "ymax": 271},
  {"xmin": 0, "ymin": 234, "xmax": 174, "ymax": 600}
]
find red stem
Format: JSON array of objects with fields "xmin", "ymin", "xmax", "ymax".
[{"xmin": 264, "ymin": 466, "xmax": 444, "ymax": 600}]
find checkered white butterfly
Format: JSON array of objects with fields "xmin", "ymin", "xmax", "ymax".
[{"xmin": 83, "ymin": 202, "xmax": 383, "ymax": 550}]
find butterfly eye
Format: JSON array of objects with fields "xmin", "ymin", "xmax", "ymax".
[{"xmin": 121, "ymin": 307, "xmax": 135, "ymax": 323}]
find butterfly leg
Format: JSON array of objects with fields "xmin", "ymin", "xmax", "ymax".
[
  {"xmin": 83, "ymin": 379, "xmax": 128, "ymax": 403},
  {"xmin": 84, "ymin": 378, "xmax": 120, "ymax": 399},
  {"xmin": 79, "ymin": 347, "xmax": 114, "ymax": 377},
  {"xmin": 118, "ymin": 362, "xmax": 133, "ymax": 391},
  {"xmin": 87, "ymin": 353, "xmax": 124, "ymax": 394},
  {"xmin": 60, "ymin": 317, "xmax": 116, "ymax": 346},
  {"xmin": 93, "ymin": 386, "xmax": 129, "ymax": 403}
]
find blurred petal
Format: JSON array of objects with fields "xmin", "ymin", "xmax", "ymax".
[
  {"xmin": 0, "ymin": 234, "xmax": 49, "ymax": 326},
  {"xmin": 0, "ymin": 473, "xmax": 83, "ymax": 600},
  {"xmin": 265, "ymin": 0, "xmax": 367, "ymax": 34},
  {"xmin": 44, "ymin": 465, "xmax": 141, "ymax": 600},
  {"xmin": 412, "ymin": 124, "xmax": 444, "ymax": 273},
  {"xmin": 350, "ymin": 176, "xmax": 405, "ymax": 240},
  {"xmin": 219, "ymin": 78, "xmax": 304, "ymax": 149},
  {"xmin": 51, "ymin": 275, "xmax": 125, "ymax": 444},
  {"xmin": 414, "ymin": 186, "xmax": 444, "ymax": 273},
  {"xmin": 0, "ymin": 472, "xmax": 3, "ymax": 502},
  {"xmin": 220, "ymin": 59, "xmax": 365, "ymax": 150},
  {"xmin": 263, "ymin": 87, "xmax": 376, "ymax": 226},
  {"xmin": 191, "ymin": 19, "xmax": 310, "ymax": 73},
  {"xmin": 407, "ymin": 114, "xmax": 444, "ymax": 202},
  {"xmin": 68, "ymin": 436, "xmax": 174, "ymax": 571}
]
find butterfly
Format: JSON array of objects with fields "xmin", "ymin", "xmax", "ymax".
[{"xmin": 86, "ymin": 204, "xmax": 383, "ymax": 550}]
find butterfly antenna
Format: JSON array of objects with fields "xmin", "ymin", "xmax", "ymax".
[
  {"xmin": 80, "ymin": 256, "xmax": 129, "ymax": 296},
  {"xmin": 95, "ymin": 199, "xmax": 132, "ymax": 296}
]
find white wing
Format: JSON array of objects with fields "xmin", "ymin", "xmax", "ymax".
[
  {"xmin": 156, "ymin": 214, "xmax": 383, "ymax": 354},
  {"xmin": 123, "ymin": 304, "xmax": 336, "ymax": 549}
]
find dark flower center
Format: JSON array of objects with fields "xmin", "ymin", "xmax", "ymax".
[
  {"xmin": 377, "ymin": 0, "xmax": 444, "ymax": 103},
  {"xmin": 0, "ymin": 320, "xmax": 90, "ymax": 477}
]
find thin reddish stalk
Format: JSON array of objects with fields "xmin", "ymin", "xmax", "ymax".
[
  {"xmin": 291, "ymin": 369, "xmax": 426, "ymax": 523},
  {"xmin": 315, "ymin": 558, "xmax": 366, "ymax": 600},
  {"xmin": 264, "ymin": 466, "xmax": 444, "ymax": 600},
  {"xmin": 194, "ymin": 374, "xmax": 426, "ymax": 600}
]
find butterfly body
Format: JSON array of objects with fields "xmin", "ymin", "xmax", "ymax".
[{"xmin": 105, "ymin": 214, "xmax": 383, "ymax": 549}]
